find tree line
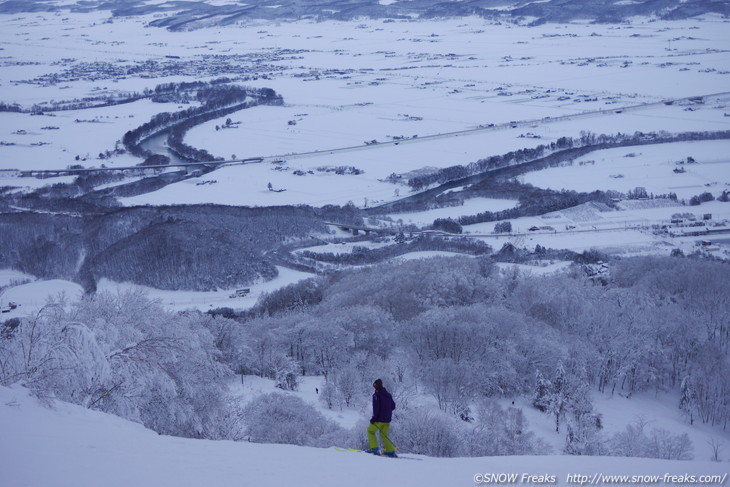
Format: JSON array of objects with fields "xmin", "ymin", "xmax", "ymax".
[
  {"xmin": 402, "ymin": 130, "xmax": 730, "ymax": 193},
  {"xmin": 297, "ymin": 235, "xmax": 491, "ymax": 267}
]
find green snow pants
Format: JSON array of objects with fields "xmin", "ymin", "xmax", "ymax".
[{"xmin": 367, "ymin": 422, "xmax": 395, "ymax": 453}]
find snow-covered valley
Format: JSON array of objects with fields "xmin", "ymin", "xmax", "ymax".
[{"xmin": 1, "ymin": 1, "xmax": 730, "ymax": 485}]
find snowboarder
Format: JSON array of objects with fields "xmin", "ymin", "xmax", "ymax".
[{"xmin": 366, "ymin": 378, "xmax": 397, "ymax": 457}]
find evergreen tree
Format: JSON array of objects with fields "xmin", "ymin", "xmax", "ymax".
[
  {"xmin": 494, "ymin": 221, "xmax": 512, "ymax": 234},
  {"xmin": 679, "ymin": 375, "xmax": 696, "ymax": 425},
  {"xmin": 565, "ymin": 413, "xmax": 604, "ymax": 456},
  {"xmin": 549, "ymin": 364, "xmax": 567, "ymax": 433},
  {"xmin": 433, "ymin": 218, "xmax": 462, "ymax": 234},
  {"xmin": 532, "ymin": 369, "xmax": 552, "ymax": 412}
]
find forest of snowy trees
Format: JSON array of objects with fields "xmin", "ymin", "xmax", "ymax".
[
  {"xmin": 0, "ymin": 205, "xmax": 329, "ymax": 292},
  {"xmin": 1, "ymin": 254, "xmax": 728, "ymax": 458}
]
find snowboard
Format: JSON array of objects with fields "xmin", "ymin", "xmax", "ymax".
[{"xmin": 332, "ymin": 446, "xmax": 422, "ymax": 461}]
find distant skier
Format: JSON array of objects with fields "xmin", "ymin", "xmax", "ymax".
[{"xmin": 366, "ymin": 378, "xmax": 397, "ymax": 457}]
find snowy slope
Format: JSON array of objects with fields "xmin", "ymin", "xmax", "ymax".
[
  {"xmin": 1, "ymin": 385, "xmax": 728, "ymax": 487},
  {"xmin": 0, "ymin": 277, "xmax": 84, "ymax": 319},
  {"xmin": 0, "ymin": 266, "xmax": 315, "ymax": 316}
]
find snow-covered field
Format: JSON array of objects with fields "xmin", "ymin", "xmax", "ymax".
[
  {"xmin": 521, "ymin": 140, "xmax": 730, "ymax": 200},
  {"xmin": 0, "ymin": 269, "xmax": 34, "ymax": 287},
  {"xmin": 0, "ymin": 266, "xmax": 315, "ymax": 316},
  {"xmin": 0, "ymin": 12, "xmax": 728, "ymax": 280},
  {"xmin": 2, "ymin": 384, "xmax": 728, "ymax": 487},
  {"xmin": 2, "ymin": 12, "xmax": 729, "ymax": 208},
  {"xmin": 0, "ymin": 99, "xmax": 184, "ymax": 172},
  {"xmin": 0, "ymin": 6, "xmax": 728, "ymax": 302},
  {"xmin": 464, "ymin": 199, "xmax": 730, "ymax": 257},
  {"xmin": 387, "ymin": 197, "xmax": 519, "ymax": 226},
  {"xmin": 96, "ymin": 266, "xmax": 315, "ymax": 312},
  {"xmin": 1, "ymin": 8, "xmax": 729, "ymax": 318},
  {"xmin": 0, "ymin": 277, "xmax": 84, "ymax": 318}
]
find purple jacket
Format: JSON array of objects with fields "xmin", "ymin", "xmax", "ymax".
[{"xmin": 371, "ymin": 387, "xmax": 396, "ymax": 423}]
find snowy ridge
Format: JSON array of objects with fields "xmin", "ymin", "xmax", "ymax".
[
  {"xmin": 1, "ymin": 0, "xmax": 723, "ymax": 26},
  {"xmin": 1, "ymin": 385, "xmax": 728, "ymax": 487}
]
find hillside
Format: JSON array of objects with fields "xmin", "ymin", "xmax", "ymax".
[
  {"xmin": 1, "ymin": 385, "xmax": 727, "ymax": 487},
  {"xmin": 1, "ymin": 5, "xmax": 729, "ymax": 486},
  {"xmin": 1, "ymin": 0, "xmax": 727, "ymax": 26}
]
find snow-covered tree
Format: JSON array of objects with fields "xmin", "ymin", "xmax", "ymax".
[
  {"xmin": 271, "ymin": 352, "xmax": 299, "ymax": 391},
  {"xmin": 465, "ymin": 400, "xmax": 548, "ymax": 457},
  {"xmin": 564, "ymin": 412, "xmax": 605, "ymax": 456},
  {"xmin": 396, "ymin": 406, "xmax": 464, "ymax": 457},
  {"xmin": 532, "ymin": 369, "xmax": 552, "ymax": 412},
  {"xmin": 549, "ymin": 363, "xmax": 568, "ymax": 433},
  {"xmin": 1, "ymin": 291, "xmax": 234, "ymax": 439},
  {"xmin": 243, "ymin": 392, "xmax": 342, "ymax": 447},
  {"xmin": 608, "ymin": 418, "xmax": 694, "ymax": 460},
  {"xmin": 679, "ymin": 375, "xmax": 696, "ymax": 425},
  {"xmin": 325, "ymin": 364, "xmax": 362, "ymax": 408}
]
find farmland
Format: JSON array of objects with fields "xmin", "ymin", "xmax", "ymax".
[{"xmin": 0, "ymin": 8, "xmax": 729, "ymax": 297}]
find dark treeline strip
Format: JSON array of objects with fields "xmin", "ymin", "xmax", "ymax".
[
  {"xmin": 370, "ymin": 130, "xmax": 730, "ymax": 218},
  {"xmin": 383, "ymin": 130, "xmax": 730, "ymax": 211},
  {"xmin": 409, "ymin": 130, "xmax": 730, "ymax": 191},
  {"xmin": 0, "ymin": 169, "xmax": 197, "ymax": 215},
  {"xmin": 1, "ymin": 180, "xmax": 121, "ymax": 214},
  {"xmin": 89, "ymin": 170, "xmax": 198, "ymax": 200},
  {"xmin": 459, "ymin": 186, "xmax": 613, "ymax": 227},
  {"xmin": 298, "ymin": 235, "xmax": 492, "ymax": 266}
]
